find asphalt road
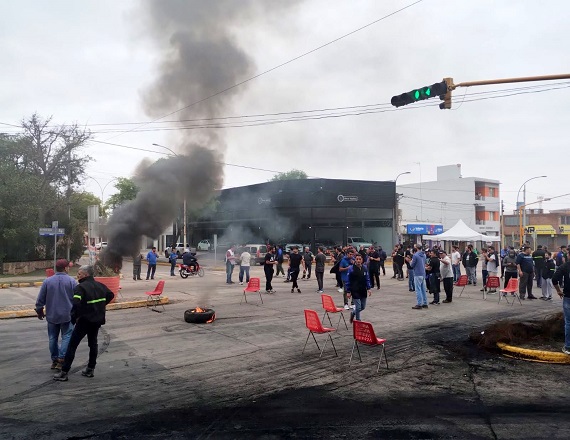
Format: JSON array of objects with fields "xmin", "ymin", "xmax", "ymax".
[{"xmin": 1, "ymin": 263, "xmax": 569, "ymax": 439}]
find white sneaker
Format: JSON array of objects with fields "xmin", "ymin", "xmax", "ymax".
[
  {"xmin": 344, "ymin": 304, "xmax": 350, "ymax": 310},
  {"xmin": 351, "ymin": 305, "xmax": 356, "ymax": 310},
  {"xmin": 239, "ymin": 282, "xmax": 243, "ymax": 285},
  {"xmin": 562, "ymin": 346, "xmax": 570, "ymax": 355},
  {"xmin": 337, "ymin": 288, "xmax": 344, "ymax": 293},
  {"xmin": 318, "ymin": 290, "xmax": 323, "ymax": 293}
]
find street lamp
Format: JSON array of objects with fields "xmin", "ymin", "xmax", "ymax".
[
  {"xmin": 516, "ymin": 175, "xmax": 547, "ymax": 245},
  {"xmin": 151, "ymin": 143, "xmax": 187, "ymax": 250},
  {"xmin": 85, "ymin": 175, "xmax": 117, "ymax": 206},
  {"xmin": 393, "ymin": 171, "xmax": 412, "ymax": 247}
]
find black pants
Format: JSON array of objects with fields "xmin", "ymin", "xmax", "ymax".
[
  {"xmin": 146, "ymin": 264, "xmax": 156, "ymax": 280},
  {"xmin": 170, "ymin": 262, "xmax": 176, "ymax": 275},
  {"xmin": 335, "ymin": 272, "xmax": 343, "ymax": 287},
  {"xmin": 504, "ymin": 271, "xmax": 517, "ymax": 288},
  {"xmin": 379, "ymin": 260, "xmax": 386, "ymax": 275},
  {"xmin": 304, "ymin": 264, "xmax": 312, "ymax": 279},
  {"xmin": 316, "ymin": 271, "xmax": 324, "ymax": 291},
  {"xmin": 276, "ymin": 262, "xmax": 285, "ymax": 276},
  {"xmin": 430, "ymin": 274, "xmax": 441, "ymax": 302},
  {"xmin": 133, "ymin": 265, "xmax": 141, "ymax": 280},
  {"xmin": 443, "ymin": 277, "xmax": 454, "ymax": 302},
  {"xmin": 265, "ymin": 269, "xmax": 274, "ymax": 291},
  {"xmin": 369, "ymin": 268, "xmax": 380, "ymax": 289},
  {"xmin": 519, "ymin": 272, "xmax": 534, "ymax": 298},
  {"xmin": 290, "ymin": 269, "xmax": 300, "ymax": 289},
  {"xmin": 62, "ymin": 319, "xmax": 101, "ymax": 372}
]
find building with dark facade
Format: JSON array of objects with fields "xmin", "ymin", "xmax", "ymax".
[{"xmin": 187, "ymin": 178, "xmax": 396, "ymax": 249}]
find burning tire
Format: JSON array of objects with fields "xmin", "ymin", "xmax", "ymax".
[{"xmin": 184, "ymin": 308, "xmax": 215, "ymax": 323}]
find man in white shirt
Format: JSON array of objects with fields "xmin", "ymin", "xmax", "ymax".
[
  {"xmin": 226, "ymin": 245, "xmax": 236, "ymax": 284},
  {"xmin": 439, "ymin": 250, "xmax": 454, "ymax": 303},
  {"xmin": 238, "ymin": 250, "xmax": 251, "ymax": 285},
  {"xmin": 485, "ymin": 245, "xmax": 499, "ymax": 293},
  {"xmin": 451, "ymin": 245, "xmax": 461, "ymax": 282}
]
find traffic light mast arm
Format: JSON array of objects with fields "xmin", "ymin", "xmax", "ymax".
[{"xmin": 454, "ymin": 73, "xmax": 570, "ymax": 89}]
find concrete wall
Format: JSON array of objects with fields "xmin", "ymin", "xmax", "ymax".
[{"xmin": 2, "ymin": 260, "xmax": 53, "ymax": 275}]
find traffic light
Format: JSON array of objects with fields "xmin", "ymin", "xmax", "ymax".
[{"xmin": 391, "ymin": 79, "xmax": 450, "ymax": 108}]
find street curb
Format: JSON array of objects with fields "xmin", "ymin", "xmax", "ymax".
[
  {"xmin": 0, "ymin": 297, "xmax": 169, "ymax": 320},
  {"xmin": 496, "ymin": 342, "xmax": 570, "ymax": 364},
  {"xmin": 0, "ymin": 281, "xmax": 44, "ymax": 289}
]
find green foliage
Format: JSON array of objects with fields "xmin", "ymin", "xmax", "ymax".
[
  {"xmin": 269, "ymin": 169, "xmax": 308, "ymax": 181},
  {"xmin": 105, "ymin": 177, "xmax": 139, "ymax": 210},
  {"xmin": 70, "ymin": 191, "xmax": 104, "ymax": 220}
]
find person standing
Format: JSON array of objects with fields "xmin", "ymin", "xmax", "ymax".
[
  {"xmin": 331, "ymin": 247, "xmax": 344, "ymax": 290},
  {"xmin": 502, "ymin": 248, "xmax": 518, "ymax": 288},
  {"xmin": 35, "ymin": 259, "xmax": 77, "ymax": 370},
  {"xmin": 426, "ymin": 249, "xmax": 441, "ymax": 305},
  {"xmin": 314, "ymin": 246, "xmax": 326, "ymax": 293},
  {"xmin": 480, "ymin": 249, "xmax": 489, "ymax": 293},
  {"xmin": 345, "ymin": 254, "xmax": 371, "ymax": 323},
  {"xmin": 340, "ymin": 248, "xmax": 355, "ymax": 309},
  {"xmin": 462, "ymin": 245, "xmax": 478, "ymax": 286},
  {"xmin": 275, "ymin": 245, "xmax": 285, "ymax": 277},
  {"xmin": 168, "ymin": 249, "xmax": 178, "ymax": 276},
  {"xmin": 146, "ymin": 247, "xmax": 158, "ymax": 280},
  {"xmin": 408, "ymin": 245, "xmax": 428, "ymax": 309},
  {"xmin": 288, "ymin": 246, "xmax": 303, "ymax": 293},
  {"xmin": 225, "ymin": 244, "xmax": 236, "ymax": 284},
  {"xmin": 132, "ymin": 253, "xmax": 142, "ymax": 281},
  {"xmin": 451, "ymin": 245, "xmax": 461, "ymax": 282},
  {"xmin": 541, "ymin": 252, "xmax": 556, "ymax": 300},
  {"xmin": 263, "ymin": 245, "xmax": 277, "ymax": 293},
  {"xmin": 367, "ymin": 246, "xmax": 381, "ymax": 290},
  {"xmin": 378, "ymin": 246, "xmax": 387, "ymax": 276},
  {"xmin": 552, "ymin": 258, "xmax": 570, "ymax": 355},
  {"xmin": 516, "ymin": 245, "xmax": 537, "ymax": 300},
  {"xmin": 439, "ymin": 250, "xmax": 454, "ymax": 303},
  {"xmin": 532, "ymin": 245, "xmax": 546, "ymax": 288},
  {"xmin": 238, "ymin": 249, "xmax": 251, "ymax": 285},
  {"xmin": 53, "ymin": 265, "xmax": 114, "ymax": 381},
  {"xmin": 302, "ymin": 247, "xmax": 314, "ymax": 280},
  {"xmin": 484, "ymin": 246, "xmax": 499, "ymax": 293}
]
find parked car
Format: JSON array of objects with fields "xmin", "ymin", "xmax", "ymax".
[
  {"xmin": 197, "ymin": 239, "xmax": 211, "ymax": 251},
  {"xmin": 175, "ymin": 243, "xmax": 190, "ymax": 256},
  {"xmin": 245, "ymin": 244, "xmax": 268, "ymax": 265},
  {"xmin": 95, "ymin": 241, "xmax": 107, "ymax": 250},
  {"xmin": 347, "ymin": 237, "xmax": 373, "ymax": 249}
]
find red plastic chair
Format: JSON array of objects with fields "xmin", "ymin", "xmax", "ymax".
[
  {"xmin": 321, "ymin": 294, "xmax": 348, "ymax": 330},
  {"xmin": 145, "ymin": 280, "xmax": 165, "ymax": 312},
  {"xmin": 484, "ymin": 276, "xmax": 501, "ymax": 300},
  {"xmin": 302, "ymin": 309, "xmax": 338, "ymax": 358},
  {"xmin": 241, "ymin": 277, "xmax": 262, "ymax": 305},
  {"xmin": 455, "ymin": 274, "xmax": 469, "ymax": 297},
  {"xmin": 45, "ymin": 268, "xmax": 55, "ymax": 278},
  {"xmin": 349, "ymin": 320, "xmax": 388, "ymax": 372},
  {"xmin": 499, "ymin": 278, "xmax": 521, "ymax": 306}
]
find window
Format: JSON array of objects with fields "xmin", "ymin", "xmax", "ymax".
[
  {"xmin": 504, "ymin": 217, "xmax": 520, "ymax": 226},
  {"xmin": 489, "ymin": 187, "xmax": 498, "ymax": 197},
  {"xmin": 560, "ymin": 215, "xmax": 570, "ymax": 224}
]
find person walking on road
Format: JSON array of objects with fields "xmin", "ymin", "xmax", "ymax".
[
  {"xmin": 225, "ymin": 244, "xmax": 236, "ymax": 284},
  {"xmin": 541, "ymin": 252, "xmax": 556, "ymax": 300},
  {"xmin": 302, "ymin": 247, "xmax": 314, "ymax": 280},
  {"xmin": 146, "ymin": 247, "xmax": 158, "ymax": 280},
  {"xmin": 35, "ymin": 259, "xmax": 77, "ymax": 370},
  {"xmin": 340, "ymin": 248, "xmax": 355, "ymax": 309},
  {"xmin": 238, "ymin": 249, "xmax": 251, "ymax": 285},
  {"xmin": 53, "ymin": 265, "xmax": 114, "ymax": 381},
  {"xmin": 314, "ymin": 246, "xmax": 326, "ymax": 293},
  {"xmin": 439, "ymin": 250, "xmax": 454, "ymax": 303},
  {"xmin": 368, "ymin": 246, "xmax": 381, "ymax": 290},
  {"xmin": 552, "ymin": 258, "xmax": 570, "ymax": 355},
  {"xmin": 168, "ymin": 250, "xmax": 178, "ymax": 276},
  {"xmin": 263, "ymin": 245, "xmax": 277, "ymax": 293},
  {"xmin": 345, "ymin": 254, "xmax": 371, "ymax": 323},
  {"xmin": 275, "ymin": 245, "xmax": 285, "ymax": 277},
  {"xmin": 288, "ymin": 246, "xmax": 304, "ymax": 293}
]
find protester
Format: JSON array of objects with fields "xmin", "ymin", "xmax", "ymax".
[
  {"xmin": 345, "ymin": 254, "xmax": 371, "ymax": 323},
  {"xmin": 552, "ymin": 257, "xmax": 570, "ymax": 355},
  {"xmin": 516, "ymin": 245, "xmax": 537, "ymax": 300},
  {"xmin": 340, "ymin": 248, "xmax": 355, "ymax": 309},
  {"xmin": 314, "ymin": 246, "xmax": 326, "ymax": 293},
  {"xmin": 451, "ymin": 245, "xmax": 461, "ymax": 282},
  {"xmin": 35, "ymin": 259, "xmax": 77, "ymax": 370},
  {"xmin": 331, "ymin": 246, "xmax": 344, "ymax": 290},
  {"xmin": 462, "ymin": 245, "xmax": 478, "ymax": 286},
  {"xmin": 132, "ymin": 252, "xmax": 142, "ymax": 281},
  {"xmin": 439, "ymin": 250, "xmax": 454, "ymax": 303},
  {"xmin": 146, "ymin": 247, "xmax": 158, "ymax": 280},
  {"xmin": 408, "ymin": 245, "xmax": 428, "ymax": 309},
  {"xmin": 541, "ymin": 251, "xmax": 556, "ymax": 300},
  {"xmin": 238, "ymin": 249, "xmax": 251, "ymax": 285},
  {"xmin": 484, "ymin": 246, "xmax": 499, "ymax": 293},
  {"xmin": 168, "ymin": 249, "xmax": 178, "ymax": 276},
  {"xmin": 502, "ymin": 248, "xmax": 518, "ymax": 288},
  {"xmin": 532, "ymin": 245, "xmax": 546, "ymax": 288},
  {"xmin": 225, "ymin": 244, "xmax": 236, "ymax": 284},
  {"xmin": 378, "ymin": 246, "xmax": 387, "ymax": 276},
  {"xmin": 302, "ymin": 247, "xmax": 314, "ymax": 280},
  {"xmin": 275, "ymin": 245, "xmax": 285, "ymax": 277},
  {"xmin": 426, "ymin": 249, "xmax": 441, "ymax": 305},
  {"xmin": 367, "ymin": 246, "xmax": 381, "ymax": 290},
  {"xmin": 288, "ymin": 246, "xmax": 303, "ymax": 293},
  {"xmin": 263, "ymin": 245, "xmax": 277, "ymax": 293},
  {"xmin": 53, "ymin": 265, "xmax": 114, "ymax": 381},
  {"xmin": 480, "ymin": 249, "xmax": 489, "ymax": 292}
]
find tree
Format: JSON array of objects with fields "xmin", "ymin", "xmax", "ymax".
[
  {"xmin": 105, "ymin": 178, "xmax": 139, "ymax": 210},
  {"xmin": 70, "ymin": 191, "xmax": 104, "ymax": 221},
  {"xmin": 270, "ymin": 169, "xmax": 308, "ymax": 181}
]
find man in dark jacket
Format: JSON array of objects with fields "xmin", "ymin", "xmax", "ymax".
[
  {"xmin": 462, "ymin": 245, "xmax": 479, "ymax": 286},
  {"xmin": 532, "ymin": 245, "xmax": 546, "ymax": 288},
  {"xmin": 345, "ymin": 254, "xmax": 371, "ymax": 323},
  {"xmin": 54, "ymin": 265, "xmax": 114, "ymax": 381},
  {"xmin": 552, "ymin": 258, "xmax": 570, "ymax": 355}
]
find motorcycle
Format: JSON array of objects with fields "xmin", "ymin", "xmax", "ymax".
[{"xmin": 179, "ymin": 262, "xmax": 204, "ymax": 278}]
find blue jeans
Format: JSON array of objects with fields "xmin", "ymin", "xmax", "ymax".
[
  {"xmin": 353, "ymin": 297, "xmax": 367, "ymax": 321},
  {"xmin": 408, "ymin": 274, "xmax": 415, "ymax": 291},
  {"xmin": 47, "ymin": 321, "xmax": 74, "ymax": 361},
  {"xmin": 563, "ymin": 297, "xmax": 570, "ymax": 350},
  {"xmin": 239, "ymin": 265, "xmax": 250, "ymax": 283},
  {"xmin": 452, "ymin": 264, "xmax": 461, "ymax": 282},
  {"xmin": 226, "ymin": 261, "xmax": 235, "ymax": 283},
  {"xmin": 414, "ymin": 275, "xmax": 427, "ymax": 306}
]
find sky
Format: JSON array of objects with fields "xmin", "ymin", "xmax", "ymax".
[{"xmin": 1, "ymin": 0, "xmax": 569, "ymax": 219}]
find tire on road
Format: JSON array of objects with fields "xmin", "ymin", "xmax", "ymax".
[{"xmin": 184, "ymin": 308, "xmax": 215, "ymax": 324}]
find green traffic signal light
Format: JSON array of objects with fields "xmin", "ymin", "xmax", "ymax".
[
  {"xmin": 414, "ymin": 90, "xmax": 420, "ymax": 100},
  {"xmin": 391, "ymin": 80, "xmax": 449, "ymax": 107}
]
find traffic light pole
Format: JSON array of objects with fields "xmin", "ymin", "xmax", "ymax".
[{"xmin": 453, "ymin": 73, "xmax": 570, "ymax": 89}]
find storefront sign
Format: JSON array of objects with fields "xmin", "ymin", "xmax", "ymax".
[
  {"xmin": 337, "ymin": 194, "xmax": 359, "ymax": 203},
  {"xmin": 257, "ymin": 197, "xmax": 271, "ymax": 205},
  {"xmin": 525, "ymin": 224, "xmax": 556, "ymax": 235},
  {"xmin": 406, "ymin": 224, "xmax": 444, "ymax": 235}
]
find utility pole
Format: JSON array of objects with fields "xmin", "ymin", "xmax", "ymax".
[
  {"xmin": 66, "ymin": 149, "xmax": 71, "ymax": 260},
  {"xmin": 500, "ymin": 199, "xmax": 505, "ymax": 249}
]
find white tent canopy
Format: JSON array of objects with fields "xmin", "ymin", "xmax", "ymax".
[{"xmin": 422, "ymin": 219, "xmax": 500, "ymax": 242}]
